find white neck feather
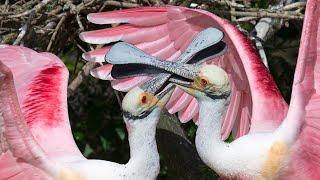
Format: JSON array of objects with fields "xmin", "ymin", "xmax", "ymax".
[
  {"xmin": 195, "ymin": 96, "xmax": 232, "ymax": 174},
  {"xmin": 124, "ymin": 114, "xmax": 160, "ymax": 179}
]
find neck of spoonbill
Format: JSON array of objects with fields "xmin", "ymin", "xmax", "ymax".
[
  {"xmin": 195, "ymin": 96, "xmax": 231, "ymax": 173},
  {"xmin": 125, "ymin": 110, "xmax": 160, "ymax": 179}
]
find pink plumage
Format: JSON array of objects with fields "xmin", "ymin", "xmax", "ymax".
[
  {"xmin": 280, "ymin": 0, "xmax": 320, "ymax": 178},
  {"xmin": 80, "ymin": 6, "xmax": 288, "ymax": 139},
  {"xmin": 0, "ymin": 45, "xmax": 84, "ymax": 179}
]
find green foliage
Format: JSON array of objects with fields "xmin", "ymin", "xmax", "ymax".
[{"xmin": 67, "ymin": 74, "xmax": 130, "ymax": 163}]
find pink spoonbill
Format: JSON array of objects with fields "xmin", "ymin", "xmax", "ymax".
[
  {"xmin": 0, "ymin": 45, "xmax": 173, "ymax": 179},
  {"xmin": 80, "ymin": 4, "xmax": 288, "ymax": 140},
  {"xmin": 80, "ymin": 0, "xmax": 320, "ymax": 179},
  {"xmin": 163, "ymin": 1, "xmax": 320, "ymax": 178},
  {"xmin": 111, "ymin": 0, "xmax": 320, "ymax": 179}
]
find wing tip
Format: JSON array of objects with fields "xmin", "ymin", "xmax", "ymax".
[
  {"xmin": 87, "ymin": 13, "xmax": 128, "ymax": 25},
  {"xmin": 90, "ymin": 66, "xmax": 114, "ymax": 80},
  {"xmin": 82, "ymin": 52, "xmax": 99, "ymax": 62},
  {"xmin": 78, "ymin": 32, "xmax": 90, "ymax": 44}
]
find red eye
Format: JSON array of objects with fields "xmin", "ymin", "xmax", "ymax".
[
  {"xmin": 201, "ymin": 79, "xmax": 208, "ymax": 86},
  {"xmin": 141, "ymin": 95, "xmax": 147, "ymax": 104}
]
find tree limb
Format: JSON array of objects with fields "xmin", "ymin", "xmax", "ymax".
[
  {"xmin": 13, "ymin": 10, "xmax": 36, "ymax": 45},
  {"xmin": 67, "ymin": 62, "xmax": 97, "ymax": 98},
  {"xmin": 212, "ymin": 10, "xmax": 304, "ymax": 20},
  {"xmin": 8, "ymin": 0, "xmax": 54, "ymax": 18},
  {"xmin": 46, "ymin": 14, "xmax": 67, "ymax": 51}
]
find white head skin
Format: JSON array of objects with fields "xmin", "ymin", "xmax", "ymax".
[
  {"xmin": 176, "ymin": 64, "xmax": 231, "ymax": 99},
  {"xmin": 121, "ymin": 86, "xmax": 173, "ymax": 122}
]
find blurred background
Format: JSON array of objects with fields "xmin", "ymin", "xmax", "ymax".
[{"xmin": 0, "ymin": 0, "xmax": 304, "ymax": 179}]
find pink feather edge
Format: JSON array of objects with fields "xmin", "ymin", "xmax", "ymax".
[
  {"xmin": 280, "ymin": 0, "xmax": 320, "ymax": 178},
  {"xmin": 0, "ymin": 45, "xmax": 84, "ymax": 179},
  {"xmin": 80, "ymin": 6, "xmax": 288, "ymax": 139}
]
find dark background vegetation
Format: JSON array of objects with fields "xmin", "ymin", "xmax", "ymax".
[{"xmin": 0, "ymin": 0, "xmax": 304, "ymax": 179}]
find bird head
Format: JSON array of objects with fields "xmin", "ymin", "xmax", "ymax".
[
  {"xmin": 122, "ymin": 81, "xmax": 174, "ymax": 122},
  {"xmin": 171, "ymin": 64, "xmax": 231, "ymax": 100}
]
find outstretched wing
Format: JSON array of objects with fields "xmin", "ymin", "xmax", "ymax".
[
  {"xmin": 80, "ymin": 7, "xmax": 288, "ymax": 139},
  {"xmin": 281, "ymin": 0, "xmax": 320, "ymax": 178},
  {"xmin": 0, "ymin": 60, "xmax": 53, "ymax": 179},
  {"xmin": 0, "ymin": 45, "xmax": 84, "ymax": 179}
]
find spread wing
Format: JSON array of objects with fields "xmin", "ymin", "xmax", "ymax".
[
  {"xmin": 80, "ymin": 6, "xmax": 288, "ymax": 139},
  {"xmin": 281, "ymin": 0, "xmax": 320, "ymax": 178},
  {"xmin": 0, "ymin": 45, "xmax": 84, "ymax": 179}
]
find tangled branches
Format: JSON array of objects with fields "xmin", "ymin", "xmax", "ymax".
[{"xmin": 0, "ymin": 0, "xmax": 305, "ymax": 49}]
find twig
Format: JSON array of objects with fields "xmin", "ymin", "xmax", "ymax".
[
  {"xmin": 8, "ymin": 0, "xmax": 54, "ymax": 18},
  {"xmin": 250, "ymin": 36, "xmax": 269, "ymax": 69},
  {"xmin": 251, "ymin": 0, "xmax": 305, "ymax": 45},
  {"xmin": 230, "ymin": 0, "xmax": 236, "ymax": 22},
  {"xmin": 76, "ymin": 14, "xmax": 85, "ymax": 32},
  {"xmin": 211, "ymin": 0, "xmax": 247, "ymax": 9},
  {"xmin": 282, "ymin": 2, "xmax": 307, "ymax": 10},
  {"xmin": 0, "ymin": 12, "xmax": 15, "ymax": 16},
  {"xmin": 212, "ymin": 10, "xmax": 304, "ymax": 20},
  {"xmin": 148, "ymin": 0, "xmax": 165, "ymax": 6},
  {"xmin": 250, "ymin": 0, "xmax": 305, "ymax": 68},
  {"xmin": 75, "ymin": 13, "xmax": 94, "ymax": 51},
  {"xmin": 4, "ymin": 0, "xmax": 9, "ymax": 12},
  {"xmin": 210, "ymin": 0, "xmax": 305, "ymax": 12},
  {"xmin": 13, "ymin": 10, "xmax": 36, "ymax": 45},
  {"xmin": 168, "ymin": 0, "xmax": 178, "ymax": 5},
  {"xmin": 46, "ymin": 15, "xmax": 67, "ymax": 51},
  {"xmin": 113, "ymin": 90, "xmax": 123, "ymax": 110},
  {"xmin": 236, "ymin": 16, "xmax": 259, "ymax": 22},
  {"xmin": 75, "ymin": 42, "xmax": 87, "ymax": 53},
  {"xmin": 180, "ymin": 0, "xmax": 192, "ymax": 7},
  {"xmin": 47, "ymin": 6, "xmax": 63, "ymax": 16},
  {"xmin": 100, "ymin": 1, "xmax": 141, "ymax": 8},
  {"xmin": 67, "ymin": 62, "xmax": 97, "ymax": 97},
  {"xmin": 0, "ymin": 28, "xmax": 18, "ymax": 32}
]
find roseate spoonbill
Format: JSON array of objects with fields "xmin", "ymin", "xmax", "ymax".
[
  {"xmin": 80, "ymin": 4, "xmax": 289, "ymax": 140},
  {"xmin": 103, "ymin": 0, "xmax": 320, "ymax": 179},
  {"xmin": 81, "ymin": 0, "xmax": 319, "ymax": 178},
  {"xmin": 0, "ymin": 45, "xmax": 173, "ymax": 179}
]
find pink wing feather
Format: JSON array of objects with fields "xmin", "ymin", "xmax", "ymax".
[
  {"xmin": 0, "ymin": 59, "xmax": 52, "ymax": 179},
  {"xmin": 80, "ymin": 6, "xmax": 288, "ymax": 139},
  {"xmin": 0, "ymin": 45, "xmax": 84, "ymax": 179},
  {"xmin": 281, "ymin": 0, "xmax": 320, "ymax": 178}
]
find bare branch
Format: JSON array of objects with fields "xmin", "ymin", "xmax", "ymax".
[
  {"xmin": 13, "ymin": 10, "xmax": 36, "ymax": 45},
  {"xmin": 46, "ymin": 15, "xmax": 67, "ymax": 52},
  {"xmin": 230, "ymin": 0, "xmax": 236, "ymax": 22},
  {"xmin": 148, "ymin": 0, "xmax": 165, "ymax": 6},
  {"xmin": 0, "ymin": 28, "xmax": 18, "ymax": 32},
  {"xmin": 236, "ymin": 16, "xmax": 259, "ymax": 22},
  {"xmin": 101, "ymin": 1, "xmax": 141, "ymax": 9},
  {"xmin": 67, "ymin": 62, "xmax": 97, "ymax": 97},
  {"xmin": 212, "ymin": 10, "xmax": 304, "ymax": 20},
  {"xmin": 252, "ymin": 0, "xmax": 306, "ymax": 42},
  {"xmin": 283, "ymin": 2, "xmax": 307, "ymax": 10},
  {"xmin": 8, "ymin": 0, "xmax": 54, "ymax": 18}
]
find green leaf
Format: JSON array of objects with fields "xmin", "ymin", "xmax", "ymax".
[
  {"xmin": 83, "ymin": 144, "xmax": 94, "ymax": 157},
  {"xmin": 116, "ymin": 128, "xmax": 126, "ymax": 141}
]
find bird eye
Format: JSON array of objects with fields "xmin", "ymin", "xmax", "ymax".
[
  {"xmin": 141, "ymin": 95, "xmax": 147, "ymax": 104},
  {"xmin": 200, "ymin": 78, "xmax": 208, "ymax": 86}
]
